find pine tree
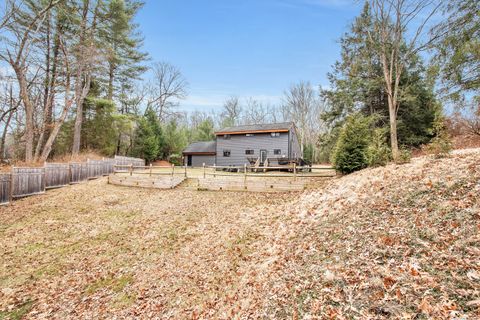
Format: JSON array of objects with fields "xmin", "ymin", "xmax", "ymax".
[
  {"xmin": 321, "ymin": 2, "xmax": 439, "ymax": 158},
  {"xmin": 100, "ymin": 0, "xmax": 148, "ymax": 101}
]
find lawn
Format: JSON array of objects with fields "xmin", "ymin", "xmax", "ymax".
[{"xmin": 0, "ymin": 179, "xmax": 298, "ymax": 318}]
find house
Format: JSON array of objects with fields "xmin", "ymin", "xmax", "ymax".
[
  {"xmin": 182, "ymin": 141, "xmax": 216, "ymax": 167},
  {"xmin": 183, "ymin": 122, "xmax": 301, "ymax": 167}
]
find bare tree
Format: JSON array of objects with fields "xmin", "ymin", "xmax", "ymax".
[
  {"xmin": 282, "ymin": 81, "xmax": 323, "ymax": 157},
  {"xmin": 220, "ymin": 96, "xmax": 242, "ymax": 126},
  {"xmin": 0, "ymin": 0, "xmax": 61, "ymax": 162},
  {"xmin": 71, "ymin": 0, "xmax": 102, "ymax": 156},
  {"xmin": 368, "ymin": 0, "xmax": 441, "ymax": 161},
  {"xmin": 147, "ymin": 62, "xmax": 188, "ymax": 122},
  {"xmin": 460, "ymin": 103, "xmax": 480, "ymax": 137},
  {"xmin": 242, "ymin": 98, "xmax": 271, "ymax": 125}
]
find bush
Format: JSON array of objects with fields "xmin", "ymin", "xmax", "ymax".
[
  {"xmin": 367, "ymin": 128, "xmax": 391, "ymax": 167},
  {"xmin": 397, "ymin": 148, "xmax": 412, "ymax": 164},
  {"xmin": 425, "ymin": 115, "xmax": 452, "ymax": 158},
  {"xmin": 332, "ymin": 113, "xmax": 372, "ymax": 174},
  {"xmin": 168, "ymin": 153, "xmax": 183, "ymax": 166}
]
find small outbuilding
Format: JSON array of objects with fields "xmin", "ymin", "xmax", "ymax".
[{"xmin": 182, "ymin": 141, "xmax": 216, "ymax": 167}]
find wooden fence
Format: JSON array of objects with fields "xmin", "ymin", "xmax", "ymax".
[
  {"xmin": 0, "ymin": 155, "xmax": 145, "ymax": 205},
  {"xmin": 0, "ymin": 174, "xmax": 11, "ymax": 205},
  {"xmin": 12, "ymin": 167, "xmax": 46, "ymax": 198},
  {"xmin": 70, "ymin": 162, "xmax": 88, "ymax": 184},
  {"xmin": 45, "ymin": 163, "xmax": 70, "ymax": 189}
]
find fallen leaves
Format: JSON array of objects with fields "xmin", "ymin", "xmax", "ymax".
[{"xmin": 1, "ymin": 149, "xmax": 480, "ymax": 319}]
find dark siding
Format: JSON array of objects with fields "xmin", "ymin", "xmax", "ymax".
[
  {"xmin": 188, "ymin": 155, "xmax": 215, "ymax": 167},
  {"xmin": 216, "ymin": 132, "xmax": 289, "ymax": 166}
]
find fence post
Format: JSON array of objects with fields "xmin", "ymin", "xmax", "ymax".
[
  {"xmin": 213, "ymin": 163, "xmax": 216, "ymax": 178},
  {"xmin": 244, "ymin": 163, "xmax": 247, "ymax": 187},
  {"xmin": 293, "ymin": 163, "xmax": 297, "ymax": 181},
  {"xmin": 171, "ymin": 164, "xmax": 175, "ymax": 176},
  {"xmin": 184, "ymin": 164, "xmax": 187, "ymax": 178},
  {"xmin": 129, "ymin": 164, "xmax": 133, "ymax": 176},
  {"xmin": 203, "ymin": 163, "xmax": 205, "ymax": 179},
  {"xmin": 9, "ymin": 169, "xmax": 13, "ymax": 202},
  {"xmin": 149, "ymin": 163, "xmax": 152, "ymax": 177}
]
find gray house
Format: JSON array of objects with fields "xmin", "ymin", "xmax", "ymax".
[
  {"xmin": 183, "ymin": 122, "xmax": 301, "ymax": 167},
  {"xmin": 182, "ymin": 141, "xmax": 216, "ymax": 167}
]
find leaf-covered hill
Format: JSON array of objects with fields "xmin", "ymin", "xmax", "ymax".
[{"xmin": 256, "ymin": 148, "xmax": 480, "ymax": 319}]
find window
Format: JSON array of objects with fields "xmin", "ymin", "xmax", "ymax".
[
  {"xmin": 274, "ymin": 149, "xmax": 281, "ymax": 155},
  {"xmin": 223, "ymin": 150, "xmax": 231, "ymax": 157},
  {"xmin": 246, "ymin": 133, "xmax": 254, "ymax": 137},
  {"xmin": 223, "ymin": 134, "xmax": 231, "ymax": 139},
  {"xmin": 245, "ymin": 149, "xmax": 254, "ymax": 155},
  {"xmin": 271, "ymin": 132, "xmax": 280, "ymax": 137}
]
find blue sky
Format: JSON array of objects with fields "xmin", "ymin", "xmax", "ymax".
[{"xmin": 136, "ymin": 0, "xmax": 363, "ymax": 112}]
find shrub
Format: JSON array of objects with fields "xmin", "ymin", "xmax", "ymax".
[
  {"xmin": 425, "ymin": 114, "xmax": 452, "ymax": 158},
  {"xmin": 332, "ymin": 113, "xmax": 372, "ymax": 174},
  {"xmin": 397, "ymin": 148, "xmax": 412, "ymax": 164},
  {"xmin": 168, "ymin": 153, "xmax": 183, "ymax": 166},
  {"xmin": 367, "ymin": 128, "xmax": 392, "ymax": 167}
]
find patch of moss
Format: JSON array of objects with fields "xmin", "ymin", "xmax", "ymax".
[
  {"xmin": 85, "ymin": 274, "xmax": 133, "ymax": 295},
  {"xmin": 0, "ymin": 300, "xmax": 34, "ymax": 320}
]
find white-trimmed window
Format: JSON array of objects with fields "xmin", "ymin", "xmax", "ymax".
[
  {"xmin": 274, "ymin": 149, "xmax": 281, "ymax": 155},
  {"xmin": 223, "ymin": 150, "xmax": 231, "ymax": 157},
  {"xmin": 271, "ymin": 132, "xmax": 280, "ymax": 137},
  {"xmin": 245, "ymin": 149, "xmax": 254, "ymax": 155}
]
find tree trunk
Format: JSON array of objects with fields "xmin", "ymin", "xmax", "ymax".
[
  {"xmin": 388, "ymin": 97, "xmax": 399, "ymax": 161},
  {"xmin": 0, "ymin": 109, "xmax": 14, "ymax": 160},
  {"xmin": 13, "ymin": 67, "xmax": 34, "ymax": 162},
  {"xmin": 40, "ymin": 101, "xmax": 73, "ymax": 162},
  {"xmin": 71, "ymin": 0, "xmax": 90, "ymax": 156}
]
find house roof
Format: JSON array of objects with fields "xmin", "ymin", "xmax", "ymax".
[
  {"xmin": 182, "ymin": 141, "xmax": 216, "ymax": 155},
  {"xmin": 215, "ymin": 122, "xmax": 294, "ymax": 135}
]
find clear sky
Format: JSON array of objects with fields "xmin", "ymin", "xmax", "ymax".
[{"xmin": 136, "ymin": 0, "xmax": 363, "ymax": 112}]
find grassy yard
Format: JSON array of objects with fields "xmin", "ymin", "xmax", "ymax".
[{"xmin": 0, "ymin": 179, "xmax": 299, "ymax": 318}]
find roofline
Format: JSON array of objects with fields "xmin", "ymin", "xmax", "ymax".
[
  {"xmin": 214, "ymin": 128, "xmax": 290, "ymax": 135},
  {"xmin": 182, "ymin": 152, "xmax": 216, "ymax": 155}
]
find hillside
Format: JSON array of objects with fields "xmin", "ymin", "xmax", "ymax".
[{"xmin": 253, "ymin": 148, "xmax": 480, "ymax": 318}]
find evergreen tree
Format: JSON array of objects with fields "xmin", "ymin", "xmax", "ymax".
[
  {"xmin": 332, "ymin": 113, "xmax": 372, "ymax": 174},
  {"xmin": 131, "ymin": 108, "xmax": 162, "ymax": 162},
  {"xmin": 432, "ymin": 0, "xmax": 480, "ymax": 101},
  {"xmin": 321, "ymin": 2, "xmax": 439, "ymax": 159},
  {"xmin": 100, "ymin": 0, "xmax": 148, "ymax": 101},
  {"xmin": 192, "ymin": 119, "xmax": 215, "ymax": 141}
]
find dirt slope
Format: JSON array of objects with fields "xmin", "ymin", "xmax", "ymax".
[{"xmin": 254, "ymin": 148, "xmax": 480, "ymax": 318}]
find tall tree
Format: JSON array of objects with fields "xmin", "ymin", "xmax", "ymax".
[
  {"xmin": 368, "ymin": 0, "xmax": 441, "ymax": 161},
  {"xmin": 431, "ymin": 0, "xmax": 480, "ymax": 101},
  {"xmin": 282, "ymin": 81, "xmax": 323, "ymax": 158},
  {"xmin": 101, "ymin": 0, "xmax": 148, "ymax": 101},
  {"xmin": 0, "ymin": 0, "xmax": 60, "ymax": 162},
  {"xmin": 147, "ymin": 62, "xmax": 188, "ymax": 122},
  {"xmin": 321, "ymin": 1, "xmax": 439, "ymax": 160}
]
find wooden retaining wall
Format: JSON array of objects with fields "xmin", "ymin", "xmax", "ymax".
[
  {"xmin": 108, "ymin": 175, "xmax": 185, "ymax": 189},
  {"xmin": 197, "ymin": 176, "xmax": 306, "ymax": 192}
]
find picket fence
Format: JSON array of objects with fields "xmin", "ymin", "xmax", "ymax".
[{"xmin": 0, "ymin": 155, "xmax": 145, "ymax": 205}]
